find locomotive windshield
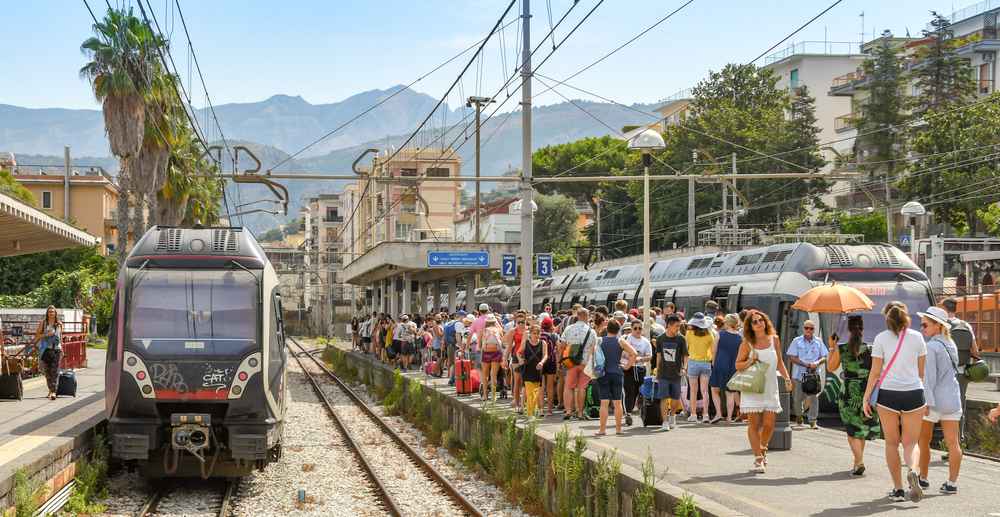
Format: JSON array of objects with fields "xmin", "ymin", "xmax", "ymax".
[
  {"xmin": 810, "ymin": 274, "xmax": 933, "ymax": 345},
  {"xmin": 128, "ymin": 269, "xmax": 257, "ymax": 356}
]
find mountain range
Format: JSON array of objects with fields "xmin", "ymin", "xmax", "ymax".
[{"xmin": 1, "ymin": 86, "xmax": 655, "ymax": 232}]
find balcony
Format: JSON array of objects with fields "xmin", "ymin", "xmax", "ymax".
[
  {"xmin": 323, "ymin": 215, "xmax": 343, "ymax": 223},
  {"xmin": 834, "ymin": 113, "xmax": 857, "ymax": 133},
  {"xmin": 762, "ymin": 41, "xmax": 860, "ymax": 65},
  {"xmin": 830, "ymin": 70, "xmax": 867, "ymax": 96}
]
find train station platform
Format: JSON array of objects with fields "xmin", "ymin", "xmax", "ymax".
[
  {"xmin": 332, "ymin": 341, "xmax": 1000, "ymax": 516},
  {"xmin": 0, "ymin": 348, "xmax": 105, "ymax": 511}
]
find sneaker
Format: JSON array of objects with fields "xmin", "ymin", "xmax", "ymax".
[
  {"xmin": 851, "ymin": 463, "xmax": 866, "ymax": 476},
  {"xmin": 709, "ymin": 415, "xmax": 722, "ymax": 424},
  {"xmin": 918, "ymin": 478, "xmax": 929, "ymax": 490},
  {"xmin": 625, "ymin": 415, "xmax": 633, "ymax": 426},
  {"xmin": 669, "ymin": 415, "xmax": 677, "ymax": 429},
  {"xmin": 660, "ymin": 422, "xmax": 670, "ymax": 431},
  {"xmin": 906, "ymin": 469, "xmax": 924, "ymax": 502},
  {"xmin": 939, "ymin": 482, "xmax": 958, "ymax": 495},
  {"xmin": 888, "ymin": 489, "xmax": 906, "ymax": 502},
  {"xmin": 752, "ymin": 459, "xmax": 766, "ymax": 474},
  {"xmin": 687, "ymin": 414, "xmax": 698, "ymax": 423},
  {"xmin": 702, "ymin": 416, "xmax": 712, "ymax": 424},
  {"xmin": 809, "ymin": 421, "xmax": 818, "ymax": 430}
]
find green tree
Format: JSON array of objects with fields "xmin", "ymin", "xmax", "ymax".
[
  {"xmin": 257, "ymin": 227, "xmax": 284, "ymax": 242},
  {"xmin": 0, "ymin": 168, "xmax": 35, "ymax": 205},
  {"xmin": 898, "ymin": 95, "xmax": 1000, "ymax": 233},
  {"xmin": 836, "ymin": 211, "xmax": 888, "ymax": 242},
  {"xmin": 909, "ymin": 12, "xmax": 977, "ymax": 116},
  {"xmin": 853, "ymin": 31, "xmax": 907, "ymax": 180},
  {"xmin": 534, "ymin": 193, "xmax": 579, "ymax": 268}
]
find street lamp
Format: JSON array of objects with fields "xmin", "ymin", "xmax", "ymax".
[
  {"xmin": 628, "ymin": 128, "xmax": 666, "ymax": 336},
  {"xmin": 900, "ymin": 201, "xmax": 926, "ymax": 262}
]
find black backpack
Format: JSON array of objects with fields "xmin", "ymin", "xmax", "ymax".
[{"xmin": 949, "ymin": 318, "xmax": 975, "ymax": 365}]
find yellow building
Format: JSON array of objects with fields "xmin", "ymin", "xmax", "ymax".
[{"xmin": 14, "ymin": 169, "xmax": 119, "ymax": 255}]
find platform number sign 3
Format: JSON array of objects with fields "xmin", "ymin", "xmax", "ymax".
[
  {"xmin": 501, "ymin": 254, "xmax": 517, "ymax": 280},
  {"xmin": 536, "ymin": 254, "xmax": 553, "ymax": 278}
]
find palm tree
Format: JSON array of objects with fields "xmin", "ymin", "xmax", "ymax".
[{"xmin": 80, "ymin": 7, "xmax": 162, "ymax": 258}]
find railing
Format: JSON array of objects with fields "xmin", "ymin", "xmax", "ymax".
[
  {"xmin": 834, "ymin": 113, "xmax": 856, "ymax": 132},
  {"xmin": 831, "ymin": 70, "xmax": 865, "ymax": 89},
  {"xmin": 323, "ymin": 215, "xmax": 343, "ymax": 223},
  {"xmin": 930, "ymin": 0, "xmax": 1000, "ymax": 30},
  {"xmin": 762, "ymin": 41, "xmax": 860, "ymax": 65}
]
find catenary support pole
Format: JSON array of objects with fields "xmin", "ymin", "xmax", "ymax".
[
  {"xmin": 519, "ymin": 0, "xmax": 534, "ymax": 312},
  {"xmin": 63, "ymin": 146, "xmax": 71, "ymax": 223},
  {"xmin": 642, "ymin": 154, "xmax": 652, "ymax": 335},
  {"xmin": 688, "ymin": 178, "xmax": 696, "ymax": 247}
]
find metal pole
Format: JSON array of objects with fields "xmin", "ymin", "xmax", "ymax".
[
  {"xmin": 595, "ymin": 197, "xmax": 601, "ymax": 262},
  {"xmin": 63, "ymin": 146, "xmax": 71, "ymax": 223},
  {"xmin": 885, "ymin": 173, "xmax": 893, "ymax": 244},
  {"xmin": 475, "ymin": 101, "xmax": 481, "ymax": 243},
  {"xmin": 642, "ymin": 156, "xmax": 652, "ymax": 335},
  {"xmin": 732, "ymin": 152, "xmax": 738, "ymax": 231},
  {"xmin": 688, "ymin": 178, "xmax": 696, "ymax": 247},
  {"xmin": 519, "ymin": 0, "xmax": 534, "ymax": 312}
]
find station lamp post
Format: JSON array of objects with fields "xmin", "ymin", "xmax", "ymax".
[
  {"xmin": 900, "ymin": 201, "xmax": 926, "ymax": 262},
  {"xmin": 628, "ymin": 128, "xmax": 666, "ymax": 335}
]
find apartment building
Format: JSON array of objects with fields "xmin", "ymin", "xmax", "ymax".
[
  {"xmin": 453, "ymin": 197, "xmax": 522, "ymax": 243},
  {"xmin": 13, "ymin": 167, "xmax": 120, "ymax": 255},
  {"xmin": 351, "ymin": 147, "xmax": 462, "ymax": 251}
]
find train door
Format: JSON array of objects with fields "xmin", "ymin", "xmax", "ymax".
[
  {"xmin": 710, "ymin": 286, "xmax": 731, "ymax": 313},
  {"xmin": 777, "ymin": 301, "xmax": 806, "ymax": 351}
]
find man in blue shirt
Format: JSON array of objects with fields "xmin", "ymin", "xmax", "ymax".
[{"xmin": 787, "ymin": 320, "xmax": 827, "ymax": 429}]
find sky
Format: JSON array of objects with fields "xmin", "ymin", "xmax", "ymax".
[{"xmin": 0, "ymin": 0, "xmax": 973, "ymax": 111}]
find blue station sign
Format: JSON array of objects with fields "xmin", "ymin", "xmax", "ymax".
[{"xmin": 427, "ymin": 250, "xmax": 490, "ymax": 268}]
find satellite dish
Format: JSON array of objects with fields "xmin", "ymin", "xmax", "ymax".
[{"xmin": 900, "ymin": 201, "xmax": 926, "ymax": 216}]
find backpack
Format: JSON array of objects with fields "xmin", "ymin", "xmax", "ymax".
[
  {"xmin": 948, "ymin": 318, "xmax": 974, "ymax": 365},
  {"xmin": 444, "ymin": 321, "xmax": 458, "ymax": 346},
  {"xmin": 560, "ymin": 330, "xmax": 591, "ymax": 368}
]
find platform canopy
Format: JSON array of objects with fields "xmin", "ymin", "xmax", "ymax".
[
  {"xmin": 341, "ymin": 241, "xmax": 521, "ymax": 285},
  {"xmin": 0, "ymin": 192, "xmax": 98, "ymax": 257}
]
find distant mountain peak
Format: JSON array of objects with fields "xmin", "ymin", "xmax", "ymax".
[{"xmin": 264, "ymin": 94, "xmax": 310, "ymax": 105}]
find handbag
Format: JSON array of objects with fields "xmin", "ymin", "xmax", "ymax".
[
  {"xmin": 727, "ymin": 349, "xmax": 767, "ymax": 394},
  {"xmin": 592, "ymin": 340, "xmax": 606, "ymax": 379},
  {"xmin": 869, "ymin": 330, "xmax": 907, "ymax": 406}
]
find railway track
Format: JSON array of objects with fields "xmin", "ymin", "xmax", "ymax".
[
  {"xmin": 136, "ymin": 477, "xmax": 239, "ymax": 517},
  {"xmin": 287, "ymin": 336, "xmax": 483, "ymax": 517}
]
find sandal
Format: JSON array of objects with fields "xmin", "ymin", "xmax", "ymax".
[
  {"xmin": 753, "ymin": 457, "xmax": 766, "ymax": 473},
  {"xmin": 595, "ymin": 431, "xmax": 606, "ymax": 436}
]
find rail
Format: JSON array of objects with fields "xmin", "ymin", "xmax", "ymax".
[
  {"xmin": 287, "ymin": 336, "xmax": 484, "ymax": 517},
  {"xmin": 138, "ymin": 478, "xmax": 239, "ymax": 517}
]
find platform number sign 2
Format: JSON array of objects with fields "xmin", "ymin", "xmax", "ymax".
[
  {"xmin": 536, "ymin": 253, "xmax": 553, "ymax": 278},
  {"xmin": 501, "ymin": 254, "xmax": 517, "ymax": 280}
]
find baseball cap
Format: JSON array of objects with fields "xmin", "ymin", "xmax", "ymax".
[{"xmin": 479, "ymin": 303, "xmax": 490, "ymax": 312}]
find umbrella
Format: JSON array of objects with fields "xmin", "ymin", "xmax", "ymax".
[{"xmin": 791, "ymin": 283, "xmax": 873, "ymax": 314}]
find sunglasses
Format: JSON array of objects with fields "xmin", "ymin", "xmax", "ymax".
[{"xmin": 752, "ymin": 318, "xmax": 764, "ymax": 325}]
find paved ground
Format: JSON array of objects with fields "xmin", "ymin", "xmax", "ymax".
[
  {"xmin": 0, "ymin": 348, "xmax": 105, "ymax": 479},
  {"xmin": 969, "ymin": 381, "xmax": 1000, "ymax": 404},
  {"xmin": 334, "ymin": 342, "xmax": 1000, "ymax": 516}
]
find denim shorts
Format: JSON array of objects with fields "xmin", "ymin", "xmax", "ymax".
[
  {"xmin": 597, "ymin": 373, "xmax": 624, "ymax": 401},
  {"xmin": 688, "ymin": 360, "xmax": 712, "ymax": 378}
]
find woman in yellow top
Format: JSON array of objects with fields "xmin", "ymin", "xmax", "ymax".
[{"xmin": 686, "ymin": 312, "xmax": 717, "ymax": 423}]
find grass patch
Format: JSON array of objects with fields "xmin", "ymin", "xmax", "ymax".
[
  {"xmin": 62, "ymin": 433, "xmax": 110, "ymax": 515},
  {"xmin": 674, "ymin": 492, "xmax": 701, "ymax": 517},
  {"xmin": 966, "ymin": 414, "xmax": 1000, "ymax": 457},
  {"xmin": 12, "ymin": 468, "xmax": 46, "ymax": 517}
]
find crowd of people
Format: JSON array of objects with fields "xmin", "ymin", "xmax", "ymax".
[{"xmin": 349, "ymin": 295, "xmax": 998, "ymax": 504}]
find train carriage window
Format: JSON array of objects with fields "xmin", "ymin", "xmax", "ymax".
[
  {"xmin": 736, "ymin": 254, "xmax": 762, "ymax": 266},
  {"xmin": 107, "ymin": 294, "xmax": 120, "ymax": 358}
]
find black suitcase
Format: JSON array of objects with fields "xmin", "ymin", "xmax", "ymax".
[
  {"xmin": 640, "ymin": 395, "xmax": 663, "ymax": 427},
  {"xmin": 0, "ymin": 373, "xmax": 22, "ymax": 400},
  {"xmin": 56, "ymin": 370, "xmax": 77, "ymax": 397}
]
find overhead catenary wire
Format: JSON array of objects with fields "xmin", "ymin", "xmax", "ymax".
[{"xmin": 748, "ymin": 0, "xmax": 845, "ymax": 64}]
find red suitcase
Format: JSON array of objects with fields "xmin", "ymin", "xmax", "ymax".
[{"xmin": 455, "ymin": 359, "xmax": 474, "ymax": 395}]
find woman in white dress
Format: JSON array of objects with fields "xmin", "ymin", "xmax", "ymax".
[{"xmin": 735, "ymin": 309, "xmax": 793, "ymax": 473}]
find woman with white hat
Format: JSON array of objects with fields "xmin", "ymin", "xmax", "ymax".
[{"xmin": 916, "ymin": 306, "xmax": 963, "ymax": 495}]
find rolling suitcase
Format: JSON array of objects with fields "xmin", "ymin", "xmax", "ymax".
[
  {"xmin": 1, "ymin": 357, "xmax": 23, "ymax": 400},
  {"xmin": 640, "ymin": 395, "xmax": 663, "ymax": 427},
  {"xmin": 583, "ymin": 380, "xmax": 601, "ymax": 419},
  {"xmin": 455, "ymin": 359, "xmax": 474, "ymax": 395},
  {"xmin": 56, "ymin": 370, "xmax": 77, "ymax": 397}
]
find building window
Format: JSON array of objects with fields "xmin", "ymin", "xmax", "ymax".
[
  {"xmin": 426, "ymin": 167, "xmax": 449, "ymax": 177},
  {"xmin": 399, "ymin": 168, "xmax": 418, "ymax": 177},
  {"xmin": 395, "ymin": 222, "xmax": 414, "ymax": 240},
  {"xmin": 789, "ymin": 69, "xmax": 799, "ymax": 89},
  {"xmin": 42, "ymin": 191, "xmax": 52, "ymax": 209}
]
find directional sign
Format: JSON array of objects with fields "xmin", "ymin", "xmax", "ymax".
[
  {"xmin": 427, "ymin": 251, "xmax": 490, "ymax": 268},
  {"xmin": 899, "ymin": 233, "xmax": 911, "ymax": 247},
  {"xmin": 501, "ymin": 254, "xmax": 517, "ymax": 279},
  {"xmin": 536, "ymin": 253, "xmax": 553, "ymax": 278}
]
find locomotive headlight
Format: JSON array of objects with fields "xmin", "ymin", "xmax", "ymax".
[
  {"xmin": 136, "ymin": 371, "xmax": 146, "ymax": 381},
  {"xmin": 141, "ymin": 385, "xmax": 153, "ymax": 395},
  {"xmin": 238, "ymin": 371, "xmax": 248, "ymax": 381},
  {"xmin": 228, "ymin": 352, "xmax": 262, "ymax": 400},
  {"xmin": 231, "ymin": 385, "xmax": 243, "ymax": 396},
  {"xmin": 126, "ymin": 356, "xmax": 137, "ymax": 367}
]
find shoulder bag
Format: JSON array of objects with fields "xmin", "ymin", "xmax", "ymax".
[
  {"xmin": 727, "ymin": 346, "xmax": 767, "ymax": 394},
  {"xmin": 868, "ymin": 330, "xmax": 907, "ymax": 406}
]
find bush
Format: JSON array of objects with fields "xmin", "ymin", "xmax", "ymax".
[
  {"xmin": 552, "ymin": 426, "xmax": 587, "ymax": 516},
  {"xmin": 674, "ymin": 492, "xmax": 701, "ymax": 517},
  {"xmin": 63, "ymin": 434, "xmax": 110, "ymax": 515},
  {"xmin": 383, "ymin": 370, "xmax": 405, "ymax": 415},
  {"xmin": 592, "ymin": 450, "xmax": 621, "ymax": 517},
  {"xmin": 12, "ymin": 468, "xmax": 45, "ymax": 517},
  {"xmin": 632, "ymin": 453, "xmax": 657, "ymax": 517},
  {"xmin": 966, "ymin": 414, "xmax": 1000, "ymax": 457}
]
